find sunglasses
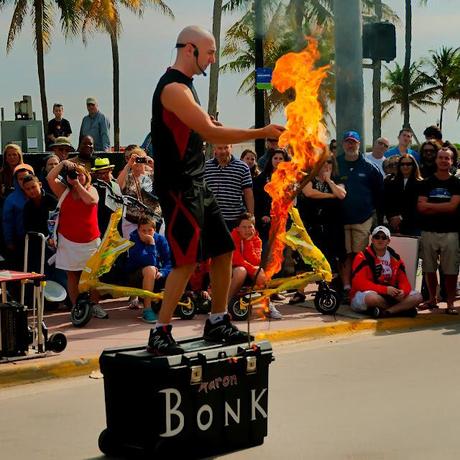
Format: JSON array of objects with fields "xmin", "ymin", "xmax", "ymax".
[
  {"xmin": 399, "ymin": 162, "xmax": 414, "ymax": 167},
  {"xmin": 372, "ymin": 234, "xmax": 388, "ymax": 240},
  {"xmin": 422, "ymin": 149, "xmax": 436, "ymax": 153},
  {"xmin": 378, "ymin": 141, "xmax": 389, "ymax": 148},
  {"xmin": 326, "ymin": 160, "xmax": 333, "ymax": 164}
]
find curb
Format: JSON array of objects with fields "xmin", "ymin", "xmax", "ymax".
[{"xmin": 1, "ymin": 314, "xmax": 459, "ymax": 389}]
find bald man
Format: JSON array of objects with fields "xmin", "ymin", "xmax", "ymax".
[
  {"xmin": 148, "ymin": 25, "xmax": 284, "ymax": 355},
  {"xmin": 365, "ymin": 137, "xmax": 390, "ymax": 176}
]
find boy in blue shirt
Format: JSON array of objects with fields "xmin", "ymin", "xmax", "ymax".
[{"xmin": 126, "ymin": 216, "xmax": 172, "ymax": 323}]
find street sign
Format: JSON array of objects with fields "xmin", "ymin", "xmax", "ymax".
[{"xmin": 256, "ymin": 67, "xmax": 272, "ymax": 90}]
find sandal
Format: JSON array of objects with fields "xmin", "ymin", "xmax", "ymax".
[
  {"xmin": 289, "ymin": 292, "xmax": 306, "ymax": 304},
  {"xmin": 445, "ymin": 307, "xmax": 459, "ymax": 315},
  {"xmin": 419, "ymin": 301, "xmax": 438, "ymax": 311}
]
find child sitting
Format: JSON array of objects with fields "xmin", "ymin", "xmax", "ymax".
[
  {"xmin": 229, "ymin": 213, "xmax": 282, "ymax": 320},
  {"xmin": 126, "ymin": 215, "xmax": 172, "ymax": 323}
]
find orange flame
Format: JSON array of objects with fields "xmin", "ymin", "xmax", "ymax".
[{"xmin": 265, "ymin": 38, "xmax": 329, "ymax": 279}]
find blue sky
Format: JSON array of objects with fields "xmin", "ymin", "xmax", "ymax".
[{"xmin": 0, "ymin": 0, "xmax": 459, "ymax": 149}]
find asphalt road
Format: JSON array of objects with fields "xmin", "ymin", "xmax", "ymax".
[{"xmin": 1, "ymin": 324, "xmax": 459, "ymax": 460}]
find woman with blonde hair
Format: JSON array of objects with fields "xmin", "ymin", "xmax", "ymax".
[
  {"xmin": 47, "ymin": 161, "xmax": 106, "ymax": 318},
  {"xmin": 117, "ymin": 147, "xmax": 161, "ymax": 239},
  {"xmin": 0, "ymin": 144, "xmax": 23, "ymax": 198}
]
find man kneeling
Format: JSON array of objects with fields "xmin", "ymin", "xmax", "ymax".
[{"xmin": 350, "ymin": 226, "xmax": 422, "ymax": 318}]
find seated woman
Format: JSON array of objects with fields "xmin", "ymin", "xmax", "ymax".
[
  {"xmin": 125, "ymin": 215, "xmax": 172, "ymax": 324},
  {"xmin": 350, "ymin": 226, "xmax": 422, "ymax": 318},
  {"xmin": 229, "ymin": 213, "xmax": 281, "ymax": 320}
]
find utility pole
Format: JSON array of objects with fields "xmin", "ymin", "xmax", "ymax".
[
  {"xmin": 372, "ymin": 0, "xmax": 383, "ymax": 143},
  {"xmin": 333, "ymin": 0, "xmax": 365, "ymax": 153},
  {"xmin": 254, "ymin": 0, "xmax": 265, "ymax": 158}
]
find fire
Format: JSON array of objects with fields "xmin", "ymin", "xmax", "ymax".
[{"xmin": 264, "ymin": 38, "xmax": 329, "ymax": 279}]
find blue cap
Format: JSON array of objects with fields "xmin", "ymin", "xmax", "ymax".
[{"xmin": 343, "ymin": 130, "xmax": 361, "ymax": 142}]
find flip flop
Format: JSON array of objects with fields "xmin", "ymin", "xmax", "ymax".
[{"xmin": 419, "ymin": 301, "xmax": 438, "ymax": 311}]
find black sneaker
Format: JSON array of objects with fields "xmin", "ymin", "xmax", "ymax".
[
  {"xmin": 369, "ymin": 306, "xmax": 382, "ymax": 318},
  {"xmin": 203, "ymin": 314, "xmax": 253, "ymax": 344},
  {"xmin": 146, "ymin": 325, "xmax": 184, "ymax": 356}
]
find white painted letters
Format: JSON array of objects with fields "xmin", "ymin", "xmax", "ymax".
[
  {"xmin": 251, "ymin": 388, "xmax": 268, "ymax": 421},
  {"xmin": 159, "ymin": 388, "xmax": 185, "ymax": 437},
  {"xmin": 197, "ymin": 404, "xmax": 213, "ymax": 431},
  {"xmin": 224, "ymin": 400, "xmax": 241, "ymax": 426}
]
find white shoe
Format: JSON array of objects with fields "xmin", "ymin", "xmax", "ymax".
[
  {"xmin": 92, "ymin": 303, "xmax": 109, "ymax": 319},
  {"xmin": 265, "ymin": 303, "xmax": 283, "ymax": 320}
]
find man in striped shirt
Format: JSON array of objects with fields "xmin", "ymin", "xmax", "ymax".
[{"xmin": 204, "ymin": 144, "xmax": 254, "ymax": 230}]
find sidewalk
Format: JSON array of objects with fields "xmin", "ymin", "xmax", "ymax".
[{"xmin": 1, "ymin": 292, "xmax": 460, "ymax": 388}]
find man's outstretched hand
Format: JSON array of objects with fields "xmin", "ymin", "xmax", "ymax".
[{"xmin": 263, "ymin": 124, "xmax": 285, "ymax": 139}]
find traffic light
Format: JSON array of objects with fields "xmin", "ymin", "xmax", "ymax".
[{"xmin": 362, "ymin": 22, "xmax": 396, "ymax": 62}]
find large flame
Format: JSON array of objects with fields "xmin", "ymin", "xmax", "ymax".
[{"xmin": 264, "ymin": 38, "xmax": 329, "ymax": 279}]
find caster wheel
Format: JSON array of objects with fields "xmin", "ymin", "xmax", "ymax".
[
  {"xmin": 47, "ymin": 332, "xmax": 67, "ymax": 353},
  {"xmin": 314, "ymin": 288, "xmax": 340, "ymax": 315},
  {"xmin": 98, "ymin": 429, "xmax": 119, "ymax": 456},
  {"xmin": 71, "ymin": 294, "xmax": 93, "ymax": 327},
  {"xmin": 228, "ymin": 296, "xmax": 249, "ymax": 321},
  {"xmin": 177, "ymin": 295, "xmax": 196, "ymax": 320}
]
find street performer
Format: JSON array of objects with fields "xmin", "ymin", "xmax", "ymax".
[{"xmin": 148, "ymin": 25, "xmax": 284, "ymax": 355}]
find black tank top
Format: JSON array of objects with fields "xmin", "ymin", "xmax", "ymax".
[{"xmin": 151, "ymin": 68, "xmax": 205, "ymax": 192}]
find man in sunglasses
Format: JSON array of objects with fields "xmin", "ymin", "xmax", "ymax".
[
  {"xmin": 350, "ymin": 226, "xmax": 422, "ymax": 318},
  {"xmin": 365, "ymin": 137, "xmax": 390, "ymax": 176}
]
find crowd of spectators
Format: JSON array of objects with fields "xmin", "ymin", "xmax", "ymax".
[{"xmin": 0, "ymin": 115, "xmax": 459, "ymax": 323}]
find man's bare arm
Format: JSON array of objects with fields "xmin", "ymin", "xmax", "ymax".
[
  {"xmin": 161, "ymin": 83, "xmax": 283, "ymax": 143},
  {"xmin": 243, "ymin": 188, "xmax": 255, "ymax": 215},
  {"xmin": 417, "ymin": 195, "xmax": 460, "ymax": 214}
]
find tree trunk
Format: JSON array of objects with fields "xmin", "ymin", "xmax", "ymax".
[
  {"xmin": 293, "ymin": 0, "xmax": 305, "ymax": 51},
  {"xmin": 35, "ymin": 0, "xmax": 48, "ymax": 146},
  {"xmin": 207, "ymin": 0, "xmax": 222, "ymax": 119},
  {"xmin": 254, "ymin": 0, "xmax": 265, "ymax": 158},
  {"xmin": 110, "ymin": 29, "xmax": 119, "ymax": 151},
  {"xmin": 439, "ymin": 97, "xmax": 445, "ymax": 131},
  {"xmin": 206, "ymin": 0, "xmax": 222, "ymax": 159},
  {"xmin": 372, "ymin": 0, "xmax": 382, "ymax": 143},
  {"xmin": 402, "ymin": 0, "xmax": 411, "ymax": 129}
]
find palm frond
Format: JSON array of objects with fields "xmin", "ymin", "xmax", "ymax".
[{"xmin": 6, "ymin": 0, "xmax": 28, "ymax": 52}]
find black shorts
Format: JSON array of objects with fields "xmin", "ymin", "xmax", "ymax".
[{"xmin": 158, "ymin": 182, "xmax": 235, "ymax": 267}]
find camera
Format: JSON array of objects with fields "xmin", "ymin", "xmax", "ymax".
[
  {"xmin": 135, "ymin": 157, "xmax": 147, "ymax": 164},
  {"xmin": 67, "ymin": 169, "xmax": 78, "ymax": 180}
]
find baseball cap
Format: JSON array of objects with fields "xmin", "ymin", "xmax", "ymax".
[
  {"xmin": 13, "ymin": 163, "xmax": 35, "ymax": 176},
  {"xmin": 86, "ymin": 97, "xmax": 97, "ymax": 105},
  {"xmin": 343, "ymin": 130, "xmax": 361, "ymax": 143},
  {"xmin": 371, "ymin": 226, "xmax": 391, "ymax": 239}
]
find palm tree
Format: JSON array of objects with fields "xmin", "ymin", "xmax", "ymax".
[
  {"xmin": 208, "ymin": 0, "xmax": 223, "ymax": 122},
  {"xmin": 427, "ymin": 46, "xmax": 460, "ymax": 130},
  {"xmin": 222, "ymin": 0, "xmax": 397, "ymax": 126},
  {"xmin": 382, "ymin": 62, "xmax": 437, "ymax": 126},
  {"xmin": 79, "ymin": 0, "xmax": 173, "ymax": 151},
  {"xmin": 221, "ymin": 2, "xmax": 336, "ymax": 123},
  {"xmin": 0, "ymin": 0, "xmax": 80, "ymax": 141},
  {"xmin": 402, "ymin": 0, "xmax": 428, "ymax": 129}
]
